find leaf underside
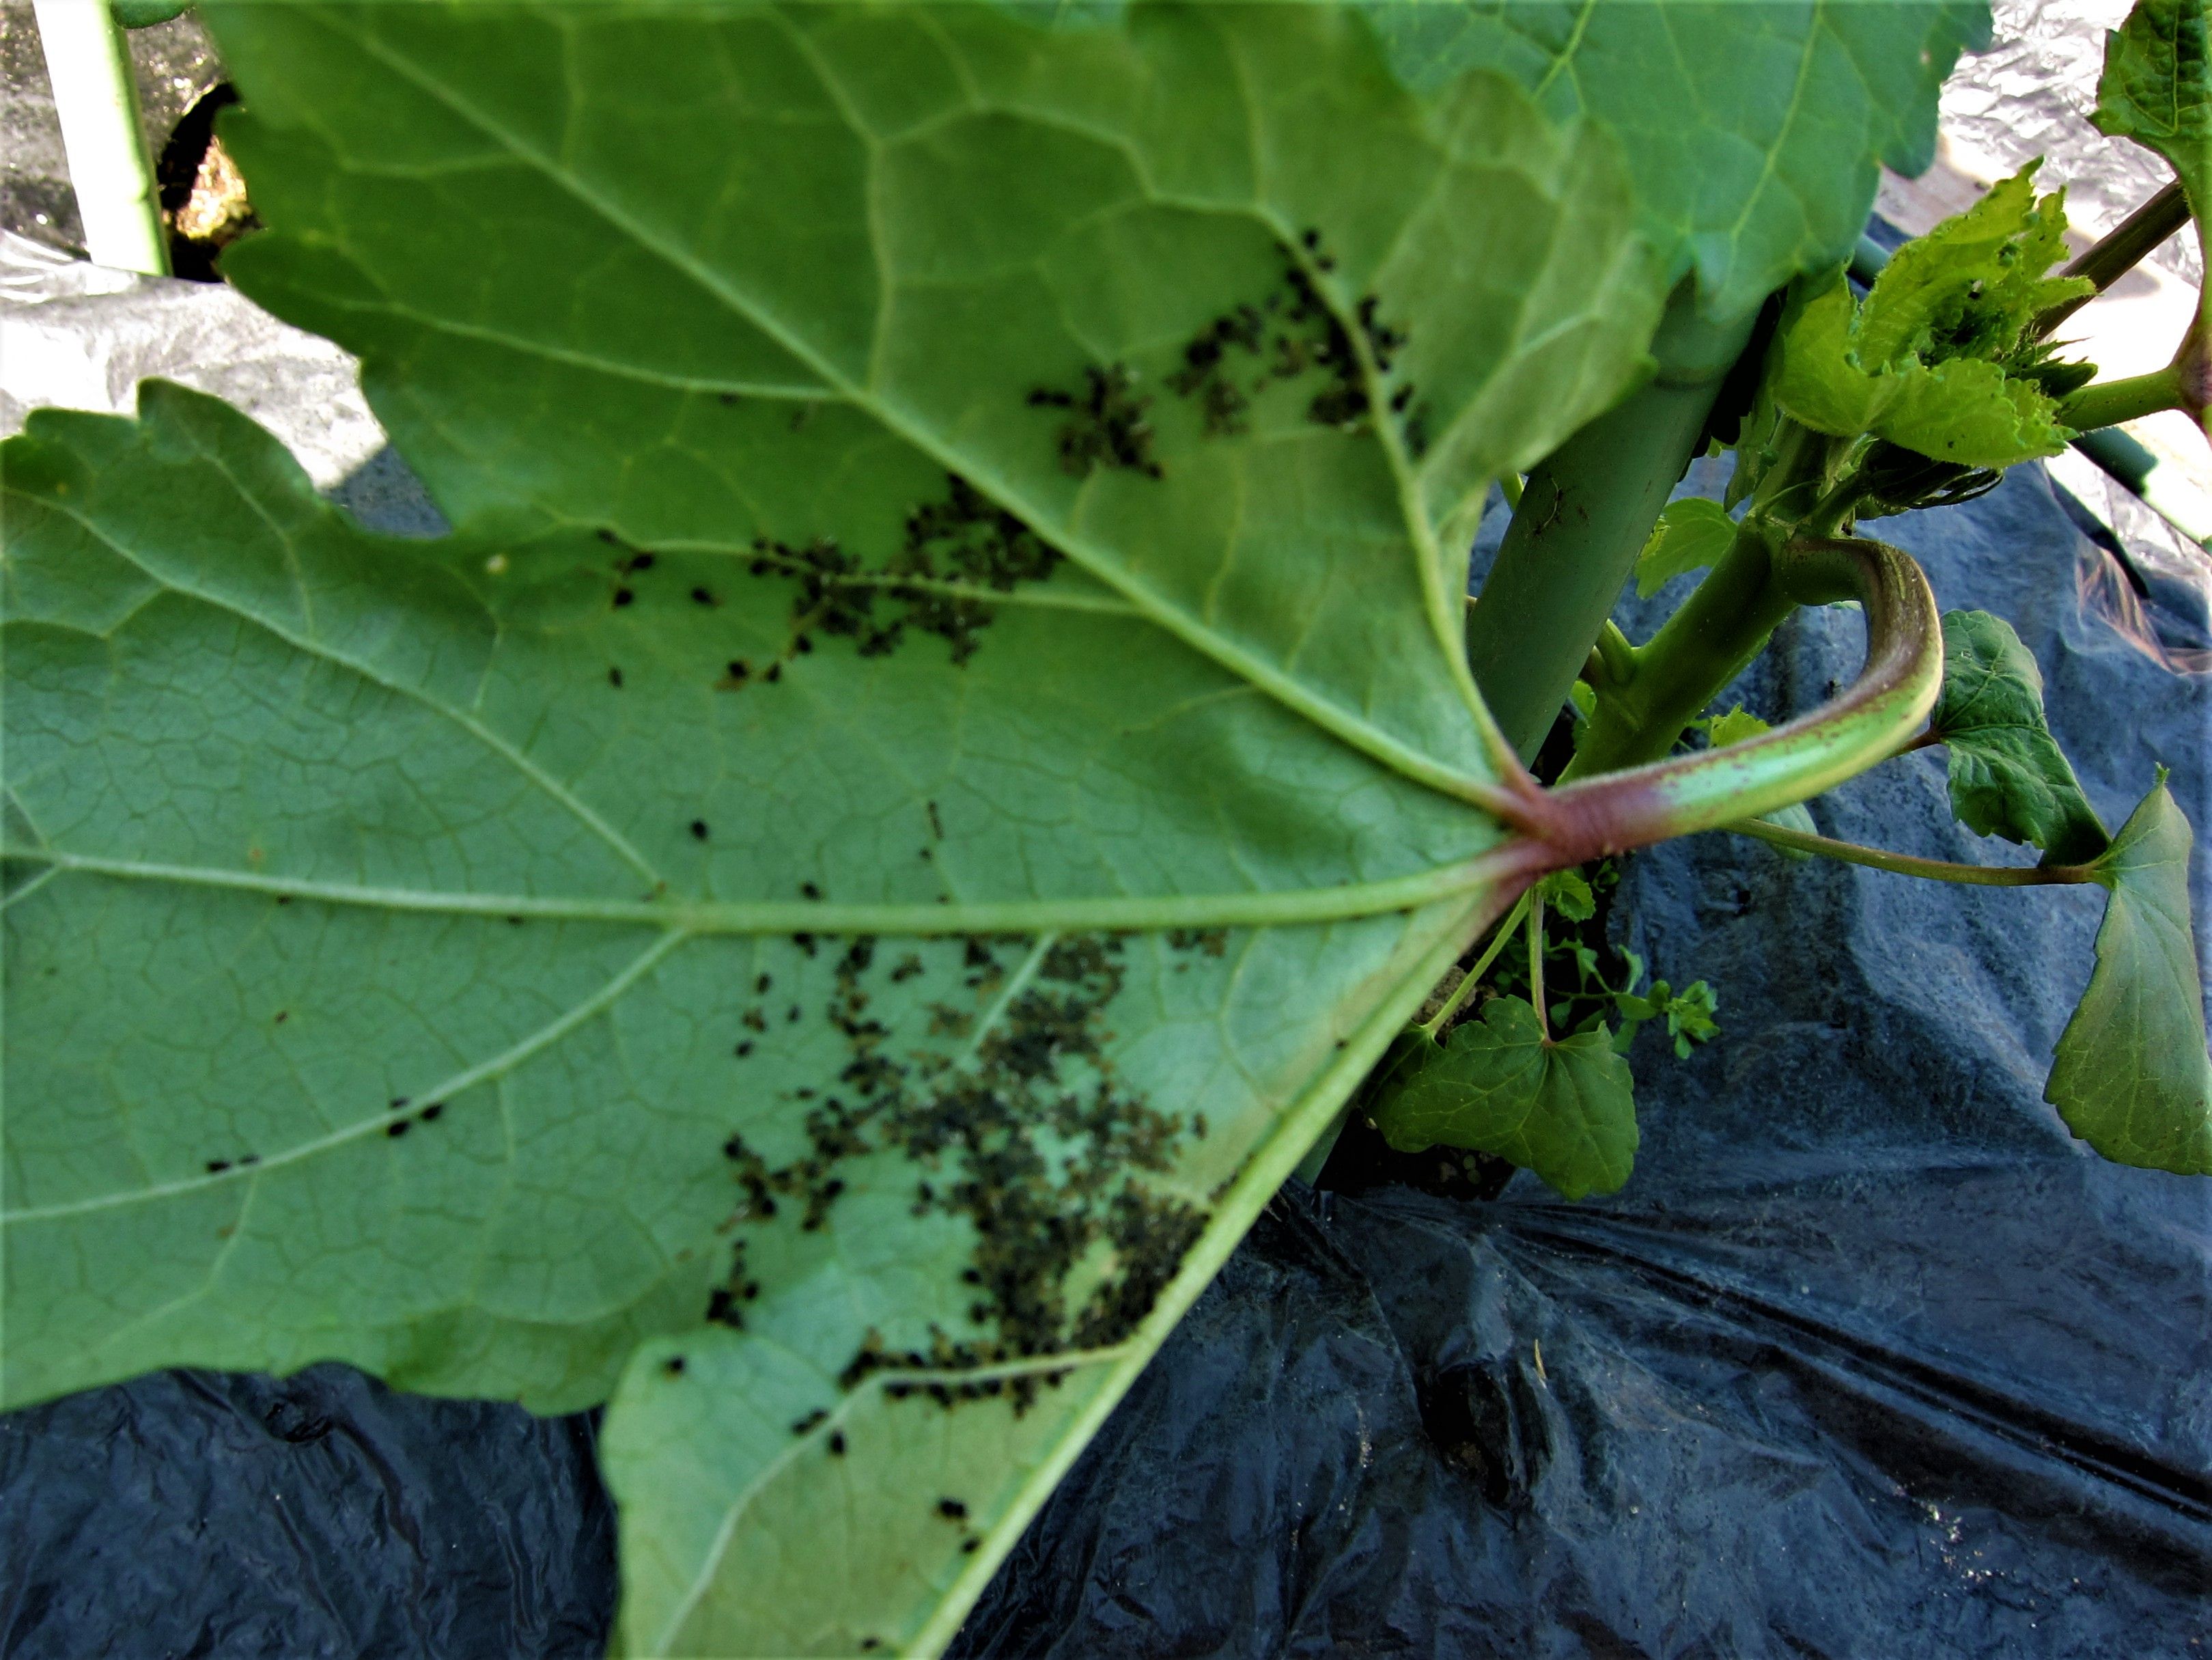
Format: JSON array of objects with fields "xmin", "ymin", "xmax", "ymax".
[
  {"xmin": 2097, "ymin": 0, "xmax": 2212, "ymax": 199},
  {"xmin": 0, "ymin": 5, "xmax": 1692, "ymax": 1652},
  {"xmin": 2046, "ymin": 780, "xmax": 2212, "ymax": 1176}
]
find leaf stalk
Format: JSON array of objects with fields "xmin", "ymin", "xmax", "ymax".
[{"xmin": 1722, "ymin": 816, "xmax": 2100, "ymax": 885}]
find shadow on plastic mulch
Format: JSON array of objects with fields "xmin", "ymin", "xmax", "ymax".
[{"xmin": 3, "ymin": 454, "xmax": 2207, "ymax": 1659}]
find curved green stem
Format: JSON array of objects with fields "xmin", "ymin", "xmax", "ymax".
[
  {"xmin": 1529, "ymin": 536, "xmax": 1942, "ymax": 861},
  {"xmin": 1563, "ymin": 517, "xmax": 1797, "ymax": 779},
  {"xmin": 1723, "ymin": 816, "xmax": 2099, "ymax": 885}
]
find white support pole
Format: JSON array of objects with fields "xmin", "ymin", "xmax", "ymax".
[{"xmin": 33, "ymin": 0, "xmax": 169, "ymax": 275}]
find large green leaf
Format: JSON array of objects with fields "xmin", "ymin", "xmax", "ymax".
[
  {"xmin": 2046, "ymin": 778, "xmax": 2212, "ymax": 1175},
  {"xmin": 1366, "ymin": 0, "xmax": 1991, "ymax": 321},
  {"xmin": 1928, "ymin": 609, "xmax": 2110, "ymax": 866},
  {"xmin": 1369, "ymin": 996, "xmax": 1637, "ymax": 1198},
  {"xmin": 3, "ymin": 5, "xmax": 1668, "ymax": 1651},
  {"xmin": 2097, "ymin": 0, "xmax": 2212, "ymax": 200}
]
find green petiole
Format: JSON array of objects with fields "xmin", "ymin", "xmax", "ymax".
[
  {"xmin": 1418, "ymin": 890, "xmax": 1532, "ymax": 1040},
  {"xmin": 1721, "ymin": 816, "xmax": 2100, "ymax": 885}
]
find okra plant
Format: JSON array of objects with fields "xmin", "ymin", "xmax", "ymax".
[{"xmin": 3, "ymin": 2, "xmax": 2207, "ymax": 1655}]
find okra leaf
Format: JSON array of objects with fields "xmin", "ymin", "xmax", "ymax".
[
  {"xmin": 1854, "ymin": 167, "xmax": 2089, "ymax": 370},
  {"xmin": 1369, "ymin": 996, "xmax": 1636, "ymax": 1199},
  {"xmin": 1538, "ymin": 868, "xmax": 1595, "ymax": 923},
  {"xmin": 1875, "ymin": 357, "xmax": 2077, "ymax": 467},
  {"xmin": 1635, "ymin": 497, "xmax": 1737, "ymax": 598},
  {"xmin": 2096, "ymin": 0, "xmax": 2212, "ymax": 202},
  {"xmin": 1929, "ymin": 610, "xmax": 2110, "ymax": 866},
  {"xmin": 1365, "ymin": 0, "xmax": 1991, "ymax": 320},
  {"xmin": 1776, "ymin": 271, "xmax": 2075, "ymax": 468},
  {"xmin": 4, "ymin": 6, "xmax": 1666, "ymax": 1653},
  {"xmin": 2045, "ymin": 777, "xmax": 2212, "ymax": 1175}
]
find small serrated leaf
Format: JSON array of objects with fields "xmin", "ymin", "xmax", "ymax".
[
  {"xmin": 1856, "ymin": 167, "xmax": 2087, "ymax": 370},
  {"xmin": 1930, "ymin": 611, "xmax": 2110, "ymax": 865},
  {"xmin": 1538, "ymin": 868, "xmax": 1595, "ymax": 923},
  {"xmin": 1702, "ymin": 704, "xmax": 1772, "ymax": 749},
  {"xmin": 1876, "ymin": 357, "xmax": 2075, "ymax": 468},
  {"xmin": 1369, "ymin": 997, "xmax": 1636, "ymax": 1199},
  {"xmin": 1635, "ymin": 497, "xmax": 1737, "ymax": 598},
  {"xmin": 2046, "ymin": 778, "xmax": 2212, "ymax": 1175}
]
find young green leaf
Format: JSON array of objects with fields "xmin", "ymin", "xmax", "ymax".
[
  {"xmin": 1700, "ymin": 704, "xmax": 1772, "ymax": 749},
  {"xmin": 2045, "ymin": 777, "xmax": 2212, "ymax": 1175},
  {"xmin": 1774, "ymin": 268, "xmax": 2077, "ymax": 469},
  {"xmin": 1364, "ymin": 0, "xmax": 1990, "ymax": 320},
  {"xmin": 1874, "ymin": 356, "xmax": 2080, "ymax": 465},
  {"xmin": 1853, "ymin": 165, "xmax": 2090, "ymax": 370},
  {"xmin": 1636, "ymin": 497, "xmax": 1737, "ymax": 598},
  {"xmin": 1370, "ymin": 996, "xmax": 1636, "ymax": 1199},
  {"xmin": 3, "ymin": 5, "xmax": 1672, "ymax": 1651},
  {"xmin": 1929, "ymin": 610, "xmax": 2110, "ymax": 866},
  {"xmin": 1537, "ymin": 868, "xmax": 1595, "ymax": 924}
]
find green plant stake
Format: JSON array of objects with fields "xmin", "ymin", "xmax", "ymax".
[{"xmin": 31, "ymin": 0, "xmax": 168, "ymax": 275}]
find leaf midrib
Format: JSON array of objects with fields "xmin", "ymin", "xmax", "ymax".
[{"xmin": 0, "ymin": 842, "xmax": 1529, "ymax": 939}]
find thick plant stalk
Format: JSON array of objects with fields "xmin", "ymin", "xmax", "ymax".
[
  {"xmin": 2058, "ymin": 362, "xmax": 2188, "ymax": 432},
  {"xmin": 1562, "ymin": 518, "xmax": 1797, "ymax": 780},
  {"xmin": 2039, "ymin": 176, "xmax": 2191, "ymax": 333},
  {"xmin": 33, "ymin": 0, "xmax": 167, "ymax": 275},
  {"xmin": 1466, "ymin": 288, "xmax": 1759, "ymax": 762}
]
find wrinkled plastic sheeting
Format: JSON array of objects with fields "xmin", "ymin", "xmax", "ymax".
[
  {"xmin": 953, "ymin": 462, "xmax": 2211, "ymax": 1659},
  {"xmin": 0, "ymin": 228, "xmax": 389, "ymax": 493},
  {"xmin": 1941, "ymin": 0, "xmax": 2198, "ymax": 286},
  {"xmin": 0, "ymin": 1366, "xmax": 616, "ymax": 1659}
]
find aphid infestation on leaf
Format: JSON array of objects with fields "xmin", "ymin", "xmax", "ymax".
[{"xmin": 2, "ymin": 2, "xmax": 2208, "ymax": 1655}]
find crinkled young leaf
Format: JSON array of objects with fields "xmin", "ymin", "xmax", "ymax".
[
  {"xmin": 1369, "ymin": 995, "xmax": 1636, "ymax": 1198},
  {"xmin": 1876, "ymin": 356, "xmax": 2079, "ymax": 465},
  {"xmin": 1854, "ymin": 166, "xmax": 2089, "ymax": 370},
  {"xmin": 1364, "ymin": 0, "xmax": 1990, "ymax": 321},
  {"xmin": 1774, "ymin": 271, "xmax": 2076, "ymax": 468},
  {"xmin": 2045, "ymin": 778, "xmax": 2212, "ymax": 1174},
  {"xmin": 1635, "ymin": 496, "xmax": 1737, "ymax": 598},
  {"xmin": 4, "ymin": 5, "xmax": 1669, "ymax": 1652},
  {"xmin": 1929, "ymin": 610, "xmax": 2110, "ymax": 866}
]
